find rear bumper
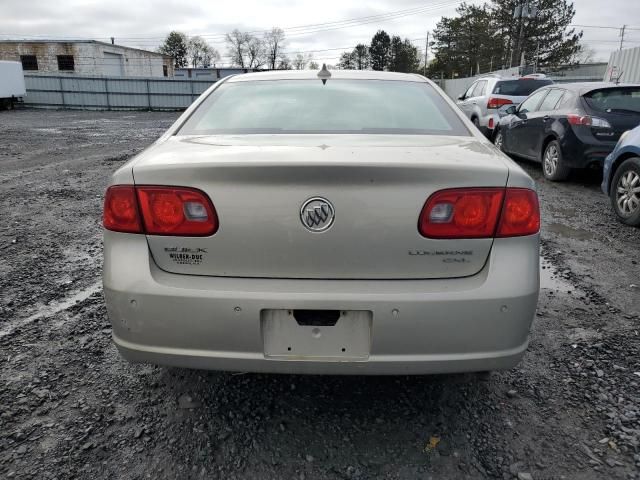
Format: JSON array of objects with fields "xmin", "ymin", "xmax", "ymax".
[
  {"xmin": 561, "ymin": 130, "xmax": 616, "ymax": 168},
  {"xmin": 103, "ymin": 232, "xmax": 540, "ymax": 375}
]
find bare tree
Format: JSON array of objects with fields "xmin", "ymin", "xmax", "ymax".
[
  {"xmin": 293, "ymin": 53, "xmax": 307, "ymax": 70},
  {"xmin": 202, "ymin": 46, "xmax": 221, "ymax": 68},
  {"xmin": 226, "ymin": 29, "xmax": 249, "ymax": 68},
  {"xmin": 264, "ymin": 27, "xmax": 286, "ymax": 70},
  {"xmin": 246, "ymin": 35, "xmax": 266, "ymax": 68},
  {"xmin": 277, "ymin": 55, "xmax": 291, "ymax": 70},
  {"xmin": 187, "ymin": 36, "xmax": 220, "ymax": 68},
  {"xmin": 574, "ymin": 44, "xmax": 596, "ymax": 64}
]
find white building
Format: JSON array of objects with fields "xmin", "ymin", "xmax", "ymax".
[{"xmin": 0, "ymin": 40, "xmax": 174, "ymax": 77}]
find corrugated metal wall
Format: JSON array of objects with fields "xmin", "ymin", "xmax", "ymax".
[
  {"xmin": 23, "ymin": 74, "xmax": 215, "ymax": 110},
  {"xmin": 605, "ymin": 47, "xmax": 640, "ymax": 83}
]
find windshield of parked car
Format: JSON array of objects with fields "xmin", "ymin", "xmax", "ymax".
[
  {"xmin": 492, "ymin": 79, "xmax": 553, "ymax": 96},
  {"xmin": 583, "ymin": 87, "xmax": 640, "ymax": 114},
  {"xmin": 178, "ymin": 79, "xmax": 470, "ymax": 136}
]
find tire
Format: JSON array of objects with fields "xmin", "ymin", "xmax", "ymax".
[
  {"xmin": 493, "ymin": 129, "xmax": 505, "ymax": 152},
  {"xmin": 610, "ymin": 157, "xmax": 640, "ymax": 227},
  {"xmin": 542, "ymin": 140, "xmax": 571, "ymax": 181}
]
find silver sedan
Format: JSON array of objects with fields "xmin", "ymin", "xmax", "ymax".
[{"xmin": 102, "ymin": 68, "xmax": 540, "ymax": 375}]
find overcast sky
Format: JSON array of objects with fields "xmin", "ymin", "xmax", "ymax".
[{"xmin": 2, "ymin": 0, "xmax": 639, "ymax": 67}]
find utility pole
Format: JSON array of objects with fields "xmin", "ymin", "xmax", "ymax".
[
  {"xmin": 424, "ymin": 31, "xmax": 429, "ymax": 77},
  {"xmin": 619, "ymin": 25, "xmax": 627, "ymax": 51},
  {"xmin": 511, "ymin": 1, "xmax": 537, "ymax": 70}
]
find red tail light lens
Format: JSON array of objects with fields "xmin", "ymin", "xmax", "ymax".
[
  {"xmin": 487, "ymin": 97, "xmax": 513, "ymax": 109},
  {"xmin": 496, "ymin": 188, "xmax": 540, "ymax": 237},
  {"xmin": 103, "ymin": 185, "xmax": 218, "ymax": 236},
  {"xmin": 136, "ymin": 186, "xmax": 218, "ymax": 236},
  {"xmin": 567, "ymin": 114, "xmax": 591, "ymax": 126},
  {"xmin": 419, "ymin": 187, "xmax": 539, "ymax": 239},
  {"xmin": 103, "ymin": 185, "xmax": 142, "ymax": 233},
  {"xmin": 419, "ymin": 188, "xmax": 504, "ymax": 238}
]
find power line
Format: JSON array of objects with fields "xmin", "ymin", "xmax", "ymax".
[{"xmin": 0, "ymin": 1, "xmax": 459, "ymax": 42}]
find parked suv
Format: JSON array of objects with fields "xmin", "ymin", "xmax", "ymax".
[{"xmin": 456, "ymin": 74, "xmax": 553, "ymax": 137}]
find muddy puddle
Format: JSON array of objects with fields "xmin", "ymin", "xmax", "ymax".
[{"xmin": 540, "ymin": 256, "xmax": 580, "ymax": 293}]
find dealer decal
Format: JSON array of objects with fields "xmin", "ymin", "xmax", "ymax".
[{"xmin": 164, "ymin": 247, "xmax": 207, "ymax": 266}]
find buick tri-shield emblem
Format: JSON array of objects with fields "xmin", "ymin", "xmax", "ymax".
[{"xmin": 300, "ymin": 197, "xmax": 335, "ymax": 232}]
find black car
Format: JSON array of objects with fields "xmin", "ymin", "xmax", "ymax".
[{"xmin": 494, "ymin": 83, "xmax": 640, "ymax": 181}]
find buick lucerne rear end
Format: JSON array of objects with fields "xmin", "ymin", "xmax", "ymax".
[{"xmin": 102, "ymin": 69, "xmax": 540, "ymax": 375}]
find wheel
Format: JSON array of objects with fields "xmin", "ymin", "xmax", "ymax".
[
  {"xmin": 493, "ymin": 129, "xmax": 504, "ymax": 151},
  {"xmin": 610, "ymin": 157, "xmax": 640, "ymax": 226},
  {"xmin": 542, "ymin": 140, "xmax": 570, "ymax": 181}
]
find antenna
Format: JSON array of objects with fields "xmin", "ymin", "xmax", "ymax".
[{"xmin": 318, "ymin": 64, "xmax": 331, "ymax": 85}]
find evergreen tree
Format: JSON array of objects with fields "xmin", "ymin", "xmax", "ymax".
[{"xmin": 369, "ymin": 30, "xmax": 391, "ymax": 71}]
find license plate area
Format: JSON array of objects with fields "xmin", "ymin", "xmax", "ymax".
[{"xmin": 261, "ymin": 309, "xmax": 372, "ymax": 361}]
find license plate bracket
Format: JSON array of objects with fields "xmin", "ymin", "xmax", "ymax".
[{"xmin": 261, "ymin": 309, "xmax": 372, "ymax": 361}]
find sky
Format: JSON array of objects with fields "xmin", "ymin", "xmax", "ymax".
[{"xmin": 1, "ymin": 0, "xmax": 640, "ymax": 68}]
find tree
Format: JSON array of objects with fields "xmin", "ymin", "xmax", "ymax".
[
  {"xmin": 428, "ymin": 0, "xmax": 583, "ymax": 78},
  {"xmin": 428, "ymin": 4, "xmax": 494, "ymax": 78},
  {"xmin": 187, "ymin": 36, "xmax": 220, "ymax": 68},
  {"xmin": 277, "ymin": 55, "xmax": 291, "ymax": 70},
  {"xmin": 225, "ymin": 29, "xmax": 250, "ymax": 68},
  {"xmin": 225, "ymin": 30, "xmax": 266, "ymax": 68},
  {"xmin": 337, "ymin": 51, "xmax": 357, "ymax": 69},
  {"xmin": 388, "ymin": 36, "xmax": 421, "ymax": 73},
  {"xmin": 158, "ymin": 31, "xmax": 188, "ymax": 68},
  {"xmin": 246, "ymin": 35, "xmax": 266, "ymax": 68},
  {"xmin": 353, "ymin": 44, "xmax": 370, "ymax": 70},
  {"xmin": 308, "ymin": 60, "xmax": 319, "ymax": 70},
  {"xmin": 574, "ymin": 44, "xmax": 596, "ymax": 64},
  {"xmin": 293, "ymin": 53, "xmax": 315, "ymax": 70},
  {"xmin": 369, "ymin": 30, "xmax": 391, "ymax": 71},
  {"xmin": 264, "ymin": 27, "xmax": 286, "ymax": 70}
]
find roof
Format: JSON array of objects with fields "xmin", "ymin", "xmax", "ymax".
[
  {"xmin": 555, "ymin": 82, "xmax": 640, "ymax": 94},
  {"xmin": 0, "ymin": 39, "xmax": 171, "ymax": 58},
  {"xmin": 227, "ymin": 69, "xmax": 428, "ymax": 82}
]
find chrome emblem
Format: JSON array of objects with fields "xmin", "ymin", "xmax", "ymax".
[{"xmin": 300, "ymin": 197, "xmax": 335, "ymax": 232}]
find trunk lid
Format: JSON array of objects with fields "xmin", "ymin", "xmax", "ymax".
[{"xmin": 132, "ymin": 135, "xmax": 509, "ymax": 280}]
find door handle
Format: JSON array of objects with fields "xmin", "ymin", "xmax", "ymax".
[{"xmin": 543, "ymin": 115, "xmax": 551, "ymax": 121}]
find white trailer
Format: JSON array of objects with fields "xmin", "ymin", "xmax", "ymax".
[{"xmin": 0, "ymin": 60, "xmax": 26, "ymax": 109}]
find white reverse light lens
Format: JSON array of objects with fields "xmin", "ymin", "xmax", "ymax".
[
  {"xmin": 184, "ymin": 202, "xmax": 208, "ymax": 221},
  {"xmin": 429, "ymin": 203, "xmax": 454, "ymax": 223}
]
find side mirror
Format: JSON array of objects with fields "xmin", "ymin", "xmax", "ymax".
[
  {"xmin": 457, "ymin": 93, "xmax": 465, "ymax": 101},
  {"xmin": 505, "ymin": 105, "xmax": 517, "ymax": 115}
]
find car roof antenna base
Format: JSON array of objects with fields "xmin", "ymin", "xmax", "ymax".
[{"xmin": 318, "ymin": 64, "xmax": 331, "ymax": 85}]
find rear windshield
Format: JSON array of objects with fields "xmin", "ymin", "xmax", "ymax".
[
  {"xmin": 492, "ymin": 79, "xmax": 553, "ymax": 96},
  {"xmin": 583, "ymin": 87, "xmax": 640, "ymax": 114},
  {"xmin": 178, "ymin": 79, "xmax": 469, "ymax": 136}
]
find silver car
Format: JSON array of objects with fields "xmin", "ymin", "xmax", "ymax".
[
  {"xmin": 456, "ymin": 74, "xmax": 553, "ymax": 138},
  {"xmin": 103, "ymin": 69, "xmax": 540, "ymax": 375}
]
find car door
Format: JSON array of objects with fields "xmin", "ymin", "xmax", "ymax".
[
  {"xmin": 508, "ymin": 89, "xmax": 550, "ymax": 159},
  {"xmin": 467, "ymin": 80, "xmax": 488, "ymax": 122},
  {"xmin": 527, "ymin": 88, "xmax": 566, "ymax": 158},
  {"xmin": 457, "ymin": 82, "xmax": 479, "ymax": 118}
]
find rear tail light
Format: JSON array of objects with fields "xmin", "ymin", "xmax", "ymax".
[
  {"xmin": 103, "ymin": 185, "xmax": 142, "ymax": 233},
  {"xmin": 567, "ymin": 114, "xmax": 612, "ymax": 128},
  {"xmin": 419, "ymin": 187, "xmax": 539, "ymax": 239},
  {"xmin": 103, "ymin": 185, "xmax": 218, "ymax": 236},
  {"xmin": 487, "ymin": 97, "xmax": 513, "ymax": 110},
  {"xmin": 488, "ymin": 117, "xmax": 495, "ymax": 129}
]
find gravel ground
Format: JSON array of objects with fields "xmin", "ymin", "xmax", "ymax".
[{"xmin": 0, "ymin": 109, "xmax": 638, "ymax": 480}]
